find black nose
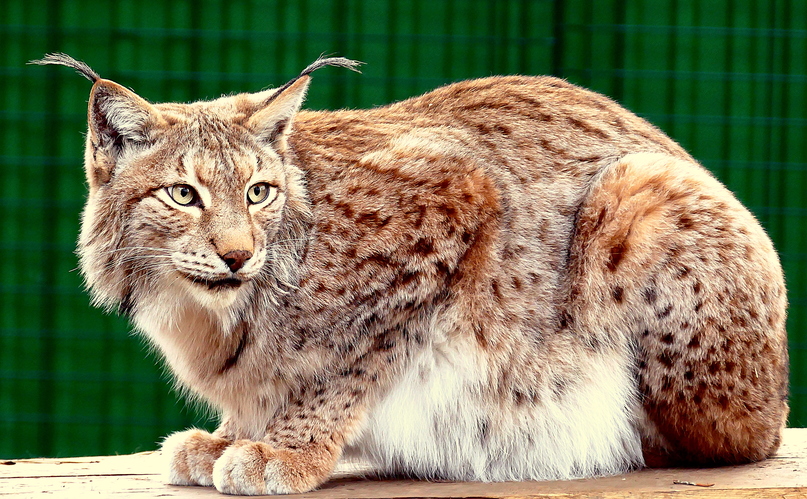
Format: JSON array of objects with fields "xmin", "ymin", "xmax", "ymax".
[{"xmin": 222, "ymin": 250, "xmax": 252, "ymax": 272}]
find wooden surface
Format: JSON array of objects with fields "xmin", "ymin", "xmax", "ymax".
[{"xmin": 2, "ymin": 428, "xmax": 805, "ymax": 498}]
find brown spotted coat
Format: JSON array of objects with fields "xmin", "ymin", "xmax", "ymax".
[{"xmin": 37, "ymin": 54, "xmax": 788, "ymax": 495}]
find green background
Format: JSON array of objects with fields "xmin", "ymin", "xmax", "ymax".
[{"xmin": 1, "ymin": 0, "xmax": 805, "ymax": 458}]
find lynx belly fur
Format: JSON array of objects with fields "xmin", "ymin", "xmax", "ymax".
[{"xmin": 36, "ymin": 54, "xmax": 788, "ymax": 495}]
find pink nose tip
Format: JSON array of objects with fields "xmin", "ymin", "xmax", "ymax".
[{"xmin": 221, "ymin": 250, "xmax": 252, "ymax": 272}]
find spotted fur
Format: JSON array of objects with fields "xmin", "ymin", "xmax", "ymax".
[{"xmin": 36, "ymin": 53, "xmax": 788, "ymax": 495}]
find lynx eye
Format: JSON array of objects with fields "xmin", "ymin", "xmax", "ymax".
[
  {"xmin": 166, "ymin": 184, "xmax": 198, "ymax": 206},
  {"xmin": 247, "ymin": 182, "xmax": 276, "ymax": 205}
]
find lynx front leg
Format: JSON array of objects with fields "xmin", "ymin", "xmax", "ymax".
[
  {"xmin": 211, "ymin": 380, "xmax": 370, "ymax": 495},
  {"xmin": 213, "ymin": 440, "xmax": 339, "ymax": 495},
  {"xmin": 162, "ymin": 428, "xmax": 232, "ymax": 487}
]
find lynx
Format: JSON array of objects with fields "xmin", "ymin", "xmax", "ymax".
[{"xmin": 34, "ymin": 53, "xmax": 788, "ymax": 495}]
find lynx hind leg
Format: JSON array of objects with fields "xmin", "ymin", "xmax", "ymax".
[
  {"xmin": 570, "ymin": 152, "xmax": 789, "ymax": 466},
  {"xmin": 161, "ymin": 428, "xmax": 231, "ymax": 487}
]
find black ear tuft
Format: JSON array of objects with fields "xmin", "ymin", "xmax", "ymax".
[
  {"xmin": 297, "ymin": 56, "xmax": 363, "ymax": 78},
  {"xmin": 29, "ymin": 53, "xmax": 101, "ymax": 83},
  {"xmin": 261, "ymin": 56, "xmax": 363, "ymax": 108}
]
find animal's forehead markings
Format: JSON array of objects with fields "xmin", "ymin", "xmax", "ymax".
[{"xmin": 189, "ymin": 147, "xmax": 255, "ymax": 190}]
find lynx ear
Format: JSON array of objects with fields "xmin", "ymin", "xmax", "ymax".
[
  {"xmin": 88, "ymin": 79, "xmax": 161, "ymax": 158},
  {"xmin": 246, "ymin": 76, "xmax": 311, "ymax": 155}
]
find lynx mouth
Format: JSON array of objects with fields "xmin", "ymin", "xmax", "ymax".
[
  {"xmin": 203, "ymin": 278, "xmax": 243, "ymax": 290},
  {"xmin": 181, "ymin": 273, "xmax": 244, "ymax": 290}
]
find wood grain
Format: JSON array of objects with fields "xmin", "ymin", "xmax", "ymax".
[{"xmin": 2, "ymin": 428, "xmax": 804, "ymax": 498}]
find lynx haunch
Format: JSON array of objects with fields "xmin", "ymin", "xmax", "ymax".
[{"xmin": 34, "ymin": 53, "xmax": 788, "ymax": 495}]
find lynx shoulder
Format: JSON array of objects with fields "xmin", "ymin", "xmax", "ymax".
[{"xmin": 34, "ymin": 53, "xmax": 788, "ymax": 495}]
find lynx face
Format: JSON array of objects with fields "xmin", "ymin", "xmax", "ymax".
[
  {"xmin": 121, "ymin": 130, "xmax": 288, "ymax": 309},
  {"xmin": 76, "ymin": 74, "xmax": 315, "ymax": 316}
]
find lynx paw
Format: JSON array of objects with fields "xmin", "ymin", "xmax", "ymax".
[
  {"xmin": 212, "ymin": 440, "xmax": 334, "ymax": 495},
  {"xmin": 161, "ymin": 428, "xmax": 231, "ymax": 487}
]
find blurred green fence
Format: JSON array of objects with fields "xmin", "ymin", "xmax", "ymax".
[{"xmin": 1, "ymin": 0, "xmax": 805, "ymax": 458}]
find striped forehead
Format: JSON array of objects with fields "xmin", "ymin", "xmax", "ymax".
[
  {"xmin": 178, "ymin": 147, "xmax": 257, "ymax": 192},
  {"xmin": 173, "ymin": 117, "xmax": 259, "ymax": 186}
]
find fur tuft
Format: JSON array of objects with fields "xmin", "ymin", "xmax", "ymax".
[
  {"xmin": 265, "ymin": 56, "xmax": 363, "ymax": 106},
  {"xmin": 298, "ymin": 55, "xmax": 363, "ymax": 77},
  {"xmin": 29, "ymin": 53, "xmax": 101, "ymax": 82}
]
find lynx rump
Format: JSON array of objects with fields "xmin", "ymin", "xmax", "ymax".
[{"xmin": 35, "ymin": 53, "xmax": 788, "ymax": 495}]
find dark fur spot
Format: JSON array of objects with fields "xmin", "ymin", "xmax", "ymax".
[
  {"xmin": 731, "ymin": 313, "xmax": 748, "ymax": 328},
  {"xmin": 567, "ymin": 116, "xmax": 609, "ymax": 139},
  {"xmin": 657, "ymin": 350, "xmax": 677, "ymax": 368},
  {"xmin": 551, "ymin": 377, "xmax": 567, "ymax": 398},
  {"xmin": 291, "ymin": 334, "xmax": 306, "ymax": 351},
  {"xmin": 660, "ymin": 333, "xmax": 674, "ymax": 344},
  {"xmin": 657, "ymin": 305, "xmax": 673, "ymax": 319},
  {"xmin": 218, "ymin": 327, "xmax": 249, "ymax": 374},
  {"xmin": 643, "ymin": 287, "xmax": 658, "ymax": 304},
  {"xmin": 558, "ymin": 310, "xmax": 573, "ymax": 330},
  {"xmin": 478, "ymin": 419, "xmax": 490, "ymax": 444},
  {"xmin": 119, "ymin": 289, "xmax": 135, "ymax": 317},
  {"xmin": 606, "ymin": 242, "xmax": 627, "ymax": 271},
  {"xmin": 491, "ymin": 279, "xmax": 504, "ymax": 302},
  {"xmin": 399, "ymin": 271, "xmax": 420, "ymax": 287},
  {"xmin": 594, "ymin": 208, "xmax": 607, "ymax": 230},
  {"xmin": 373, "ymin": 336, "xmax": 396, "ymax": 352},
  {"xmin": 413, "ymin": 238, "xmax": 435, "ymax": 256},
  {"xmin": 585, "ymin": 334, "xmax": 603, "ymax": 352},
  {"xmin": 437, "ymin": 204, "xmax": 457, "ymax": 218},
  {"xmin": 687, "ymin": 333, "xmax": 702, "ymax": 349},
  {"xmin": 335, "ymin": 202, "xmax": 354, "ymax": 219},
  {"xmin": 677, "ymin": 215, "xmax": 695, "ymax": 230},
  {"xmin": 612, "ymin": 286, "xmax": 624, "ymax": 303},
  {"xmin": 355, "ymin": 211, "xmax": 390, "ymax": 228}
]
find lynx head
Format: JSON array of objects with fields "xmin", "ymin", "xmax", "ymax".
[{"xmin": 32, "ymin": 53, "xmax": 360, "ymax": 317}]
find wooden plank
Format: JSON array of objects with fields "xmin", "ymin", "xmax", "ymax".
[{"xmin": 1, "ymin": 428, "xmax": 805, "ymax": 498}]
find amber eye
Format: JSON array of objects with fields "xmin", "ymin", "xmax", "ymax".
[
  {"xmin": 167, "ymin": 184, "xmax": 198, "ymax": 206},
  {"xmin": 247, "ymin": 183, "xmax": 276, "ymax": 205}
]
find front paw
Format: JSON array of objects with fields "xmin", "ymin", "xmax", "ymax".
[
  {"xmin": 161, "ymin": 428, "xmax": 231, "ymax": 487},
  {"xmin": 212, "ymin": 440, "xmax": 335, "ymax": 495}
]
